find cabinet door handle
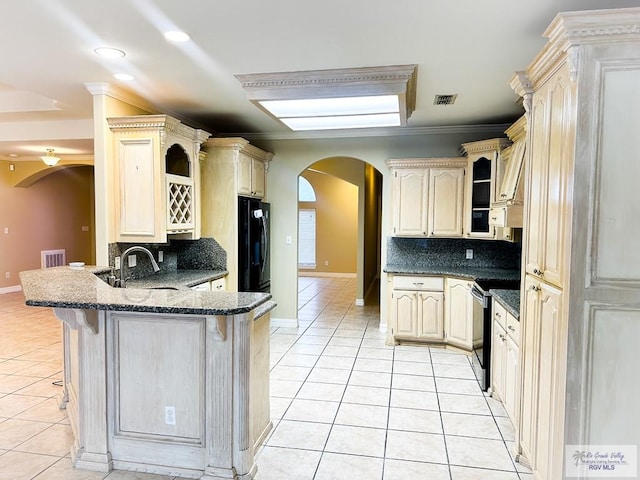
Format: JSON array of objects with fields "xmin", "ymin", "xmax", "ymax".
[
  {"xmin": 530, "ymin": 285, "xmax": 541, "ymax": 292},
  {"xmin": 501, "ymin": 193, "xmax": 507, "ymax": 198},
  {"xmin": 508, "ymin": 325, "xmax": 515, "ymax": 332},
  {"xmin": 491, "ymin": 217, "xmax": 497, "ymax": 221},
  {"xmin": 499, "ymin": 334, "xmax": 506, "ymax": 341},
  {"xmin": 533, "ymin": 268, "xmax": 544, "ymax": 277},
  {"xmin": 413, "ymin": 282, "xmax": 424, "ymax": 287},
  {"xmin": 495, "ymin": 312, "xmax": 501, "ymax": 318}
]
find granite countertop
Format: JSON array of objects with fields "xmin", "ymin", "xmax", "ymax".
[
  {"xmin": 125, "ymin": 269, "xmax": 228, "ymax": 290},
  {"xmin": 19, "ymin": 266, "xmax": 271, "ymax": 316},
  {"xmin": 384, "ymin": 265, "xmax": 521, "ymax": 283},
  {"xmin": 490, "ymin": 289, "xmax": 521, "ymax": 319}
]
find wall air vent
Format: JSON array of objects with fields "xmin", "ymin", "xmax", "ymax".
[
  {"xmin": 41, "ymin": 249, "xmax": 66, "ymax": 268},
  {"xmin": 434, "ymin": 94, "xmax": 458, "ymax": 106}
]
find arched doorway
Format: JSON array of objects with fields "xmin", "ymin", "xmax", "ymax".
[{"xmin": 296, "ymin": 156, "xmax": 383, "ymax": 311}]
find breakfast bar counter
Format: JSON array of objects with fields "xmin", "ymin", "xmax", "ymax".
[{"xmin": 20, "ymin": 266, "xmax": 275, "ymax": 480}]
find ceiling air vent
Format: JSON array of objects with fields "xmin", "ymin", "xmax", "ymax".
[{"xmin": 434, "ymin": 94, "xmax": 457, "ymax": 106}]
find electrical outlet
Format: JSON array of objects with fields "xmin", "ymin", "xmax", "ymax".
[
  {"xmin": 466, "ymin": 249, "xmax": 474, "ymax": 260},
  {"xmin": 115, "ymin": 257, "xmax": 121, "ymax": 270},
  {"xmin": 164, "ymin": 406, "xmax": 176, "ymax": 425},
  {"xmin": 286, "ymin": 235, "xmax": 292, "ymax": 245},
  {"xmin": 3, "ymin": 227, "xmax": 8, "ymax": 234},
  {"xmin": 324, "ymin": 260, "xmax": 329, "ymax": 266},
  {"xmin": 158, "ymin": 250, "xmax": 164, "ymax": 262},
  {"xmin": 81, "ymin": 226, "xmax": 89, "ymax": 232},
  {"xmin": 128, "ymin": 254, "xmax": 136, "ymax": 267},
  {"xmin": 5, "ymin": 272, "xmax": 9, "ymax": 279}
]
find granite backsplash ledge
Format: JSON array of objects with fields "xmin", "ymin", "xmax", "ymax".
[{"xmin": 386, "ymin": 237, "xmax": 521, "ymax": 270}]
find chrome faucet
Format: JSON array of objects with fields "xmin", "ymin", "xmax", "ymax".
[{"xmin": 118, "ymin": 246, "xmax": 160, "ymax": 288}]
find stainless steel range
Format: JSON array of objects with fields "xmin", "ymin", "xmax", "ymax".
[{"xmin": 470, "ymin": 278, "xmax": 520, "ymax": 391}]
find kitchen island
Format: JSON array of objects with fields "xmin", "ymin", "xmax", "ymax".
[{"xmin": 19, "ymin": 266, "xmax": 275, "ymax": 480}]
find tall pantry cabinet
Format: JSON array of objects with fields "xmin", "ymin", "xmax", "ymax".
[{"xmin": 512, "ymin": 7, "xmax": 640, "ymax": 479}]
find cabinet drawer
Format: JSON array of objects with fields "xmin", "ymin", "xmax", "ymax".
[
  {"xmin": 505, "ymin": 312, "xmax": 520, "ymax": 345},
  {"xmin": 211, "ymin": 277, "xmax": 226, "ymax": 291},
  {"xmin": 191, "ymin": 281, "xmax": 211, "ymax": 291},
  {"xmin": 493, "ymin": 300, "xmax": 507, "ymax": 329},
  {"xmin": 392, "ymin": 275, "xmax": 443, "ymax": 291}
]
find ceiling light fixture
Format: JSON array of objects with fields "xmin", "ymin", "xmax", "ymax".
[
  {"xmin": 94, "ymin": 47, "xmax": 126, "ymax": 58},
  {"xmin": 235, "ymin": 65, "xmax": 417, "ymax": 131},
  {"xmin": 164, "ymin": 31, "xmax": 190, "ymax": 42},
  {"xmin": 41, "ymin": 149, "xmax": 60, "ymax": 167}
]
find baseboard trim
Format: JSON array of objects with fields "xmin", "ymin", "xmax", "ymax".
[
  {"xmin": 0, "ymin": 285, "xmax": 22, "ymax": 295},
  {"xmin": 270, "ymin": 317, "xmax": 299, "ymax": 328},
  {"xmin": 298, "ymin": 271, "xmax": 356, "ymax": 278}
]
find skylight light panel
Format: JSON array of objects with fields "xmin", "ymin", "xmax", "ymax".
[
  {"xmin": 259, "ymin": 95, "xmax": 399, "ymax": 118},
  {"xmin": 281, "ymin": 113, "xmax": 401, "ymax": 131}
]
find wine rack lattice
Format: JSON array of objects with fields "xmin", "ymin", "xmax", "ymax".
[{"xmin": 168, "ymin": 180, "xmax": 193, "ymax": 229}]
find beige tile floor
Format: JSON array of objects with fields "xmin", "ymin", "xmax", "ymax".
[{"xmin": 0, "ymin": 277, "xmax": 534, "ymax": 479}]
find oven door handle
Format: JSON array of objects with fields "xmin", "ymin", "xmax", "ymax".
[{"xmin": 470, "ymin": 285, "xmax": 489, "ymax": 308}]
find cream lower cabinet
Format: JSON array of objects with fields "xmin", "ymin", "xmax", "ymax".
[
  {"xmin": 490, "ymin": 298, "xmax": 521, "ymax": 427},
  {"xmin": 519, "ymin": 276, "xmax": 562, "ymax": 478},
  {"xmin": 444, "ymin": 278, "xmax": 477, "ymax": 351},
  {"xmin": 389, "ymin": 275, "xmax": 444, "ymax": 342},
  {"xmin": 190, "ymin": 278, "xmax": 226, "ymax": 292}
]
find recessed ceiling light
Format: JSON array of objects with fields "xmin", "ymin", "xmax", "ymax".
[
  {"xmin": 94, "ymin": 47, "xmax": 126, "ymax": 58},
  {"xmin": 114, "ymin": 73, "xmax": 134, "ymax": 81},
  {"xmin": 164, "ymin": 31, "xmax": 190, "ymax": 42}
]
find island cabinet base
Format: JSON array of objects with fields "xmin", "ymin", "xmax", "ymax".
[{"xmin": 54, "ymin": 307, "xmax": 272, "ymax": 480}]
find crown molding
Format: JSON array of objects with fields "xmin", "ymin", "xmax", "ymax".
[{"xmin": 386, "ymin": 157, "xmax": 467, "ymax": 169}]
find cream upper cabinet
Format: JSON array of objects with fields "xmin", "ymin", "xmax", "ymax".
[
  {"xmin": 489, "ymin": 116, "xmax": 527, "ymax": 239},
  {"xmin": 523, "ymin": 66, "xmax": 574, "ymax": 289},
  {"xmin": 107, "ymin": 115, "xmax": 210, "ymax": 244},
  {"xmin": 444, "ymin": 278, "xmax": 476, "ymax": 350},
  {"xmin": 238, "ymin": 153, "xmax": 266, "ymax": 199},
  {"xmin": 391, "ymin": 168, "xmax": 428, "ymax": 236},
  {"xmin": 387, "ymin": 158, "xmax": 466, "ymax": 238},
  {"xmin": 428, "ymin": 167, "xmax": 464, "ymax": 237},
  {"xmin": 460, "ymin": 139, "xmax": 510, "ymax": 239}
]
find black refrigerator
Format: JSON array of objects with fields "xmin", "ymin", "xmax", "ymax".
[{"xmin": 238, "ymin": 196, "xmax": 270, "ymax": 293}]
